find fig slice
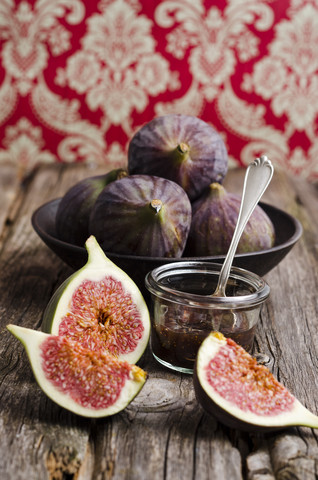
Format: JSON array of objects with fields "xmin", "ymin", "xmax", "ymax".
[
  {"xmin": 42, "ymin": 236, "xmax": 150, "ymax": 364},
  {"xmin": 193, "ymin": 332, "xmax": 318, "ymax": 432},
  {"xmin": 7, "ymin": 325, "xmax": 146, "ymax": 418}
]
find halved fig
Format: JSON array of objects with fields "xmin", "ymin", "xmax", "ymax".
[
  {"xmin": 193, "ymin": 332, "xmax": 318, "ymax": 432},
  {"xmin": 56, "ymin": 168, "xmax": 128, "ymax": 246},
  {"xmin": 89, "ymin": 175, "xmax": 192, "ymax": 258},
  {"xmin": 128, "ymin": 114, "xmax": 228, "ymax": 201},
  {"xmin": 7, "ymin": 325, "xmax": 146, "ymax": 418},
  {"xmin": 42, "ymin": 236, "xmax": 150, "ymax": 364}
]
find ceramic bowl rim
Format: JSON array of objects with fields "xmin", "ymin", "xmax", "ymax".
[{"xmin": 32, "ymin": 197, "xmax": 303, "ymax": 264}]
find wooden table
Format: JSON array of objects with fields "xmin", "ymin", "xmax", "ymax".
[{"xmin": 1, "ymin": 163, "xmax": 318, "ymax": 480}]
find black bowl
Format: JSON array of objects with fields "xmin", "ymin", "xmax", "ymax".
[{"xmin": 31, "ymin": 198, "xmax": 302, "ymax": 295}]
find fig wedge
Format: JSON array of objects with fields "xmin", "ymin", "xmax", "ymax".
[
  {"xmin": 194, "ymin": 332, "xmax": 318, "ymax": 432},
  {"xmin": 7, "ymin": 325, "xmax": 146, "ymax": 418}
]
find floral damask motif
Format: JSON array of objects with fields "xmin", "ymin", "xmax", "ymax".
[
  {"xmin": 0, "ymin": 0, "xmax": 318, "ymax": 180},
  {"xmin": 243, "ymin": 4, "xmax": 318, "ymax": 137},
  {"xmin": 136, "ymin": 54, "xmax": 177, "ymax": 96},
  {"xmin": 0, "ymin": 0, "xmax": 89, "ymax": 176},
  {"xmin": 155, "ymin": 0, "xmax": 318, "ymax": 177},
  {"xmin": 58, "ymin": 0, "xmax": 178, "ymax": 136},
  {"xmin": 0, "ymin": 0, "xmax": 85, "ymax": 96},
  {"xmin": 0, "ymin": 118, "xmax": 56, "ymax": 177},
  {"xmin": 62, "ymin": 51, "xmax": 101, "ymax": 94},
  {"xmin": 153, "ymin": 0, "xmax": 278, "ymax": 165},
  {"xmin": 155, "ymin": 0, "xmax": 273, "ymax": 109}
]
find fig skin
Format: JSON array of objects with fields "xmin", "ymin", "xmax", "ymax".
[
  {"xmin": 185, "ymin": 183, "xmax": 275, "ymax": 256},
  {"xmin": 56, "ymin": 168, "xmax": 128, "ymax": 246},
  {"xmin": 193, "ymin": 332, "xmax": 318, "ymax": 432},
  {"xmin": 128, "ymin": 114, "xmax": 228, "ymax": 201},
  {"xmin": 89, "ymin": 174, "xmax": 192, "ymax": 258}
]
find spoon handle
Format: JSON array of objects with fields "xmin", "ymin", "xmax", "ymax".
[{"xmin": 212, "ymin": 156, "xmax": 274, "ymax": 297}]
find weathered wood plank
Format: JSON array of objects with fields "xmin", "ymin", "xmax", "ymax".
[
  {"xmin": 0, "ymin": 164, "xmax": 318, "ymax": 480},
  {"xmin": 0, "ymin": 164, "xmax": 21, "ymax": 248},
  {"xmin": 247, "ymin": 171, "xmax": 318, "ymax": 479}
]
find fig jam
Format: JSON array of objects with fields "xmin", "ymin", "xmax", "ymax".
[
  {"xmin": 145, "ymin": 260, "xmax": 270, "ymax": 374},
  {"xmin": 151, "ymin": 313, "xmax": 256, "ymax": 371}
]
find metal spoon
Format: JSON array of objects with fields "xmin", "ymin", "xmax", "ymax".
[{"xmin": 212, "ymin": 155, "xmax": 274, "ymax": 297}]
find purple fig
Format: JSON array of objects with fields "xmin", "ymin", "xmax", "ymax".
[
  {"xmin": 56, "ymin": 168, "xmax": 128, "ymax": 246},
  {"xmin": 185, "ymin": 183, "xmax": 275, "ymax": 256},
  {"xmin": 89, "ymin": 175, "xmax": 192, "ymax": 258},
  {"xmin": 128, "ymin": 114, "xmax": 228, "ymax": 201}
]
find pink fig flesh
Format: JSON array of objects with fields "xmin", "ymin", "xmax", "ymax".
[
  {"xmin": 58, "ymin": 276, "xmax": 145, "ymax": 358},
  {"xmin": 42, "ymin": 236, "xmax": 151, "ymax": 365},
  {"xmin": 194, "ymin": 332, "xmax": 318, "ymax": 432},
  {"xmin": 7, "ymin": 325, "xmax": 147, "ymax": 418}
]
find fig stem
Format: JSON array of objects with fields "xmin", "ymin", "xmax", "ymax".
[
  {"xmin": 150, "ymin": 199, "xmax": 163, "ymax": 214},
  {"xmin": 173, "ymin": 143, "xmax": 190, "ymax": 164},
  {"xmin": 177, "ymin": 143, "xmax": 190, "ymax": 154}
]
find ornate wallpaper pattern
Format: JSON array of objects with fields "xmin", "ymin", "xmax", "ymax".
[{"xmin": 0, "ymin": 0, "xmax": 318, "ymax": 181}]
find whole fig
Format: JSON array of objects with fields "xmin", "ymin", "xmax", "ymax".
[
  {"xmin": 128, "ymin": 114, "xmax": 228, "ymax": 201},
  {"xmin": 185, "ymin": 183, "xmax": 275, "ymax": 256},
  {"xmin": 56, "ymin": 168, "xmax": 128, "ymax": 246},
  {"xmin": 89, "ymin": 175, "xmax": 192, "ymax": 258}
]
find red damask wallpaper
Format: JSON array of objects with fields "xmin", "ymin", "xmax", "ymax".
[{"xmin": 0, "ymin": 0, "xmax": 318, "ymax": 181}]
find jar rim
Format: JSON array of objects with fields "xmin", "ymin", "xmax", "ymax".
[{"xmin": 145, "ymin": 261, "xmax": 270, "ymax": 309}]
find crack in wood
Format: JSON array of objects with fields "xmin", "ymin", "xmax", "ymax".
[{"xmin": 45, "ymin": 446, "xmax": 81, "ymax": 480}]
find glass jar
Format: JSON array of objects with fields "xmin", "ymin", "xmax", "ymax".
[{"xmin": 145, "ymin": 261, "xmax": 270, "ymax": 374}]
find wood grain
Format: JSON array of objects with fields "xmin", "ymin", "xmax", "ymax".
[{"xmin": 0, "ymin": 164, "xmax": 318, "ymax": 479}]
